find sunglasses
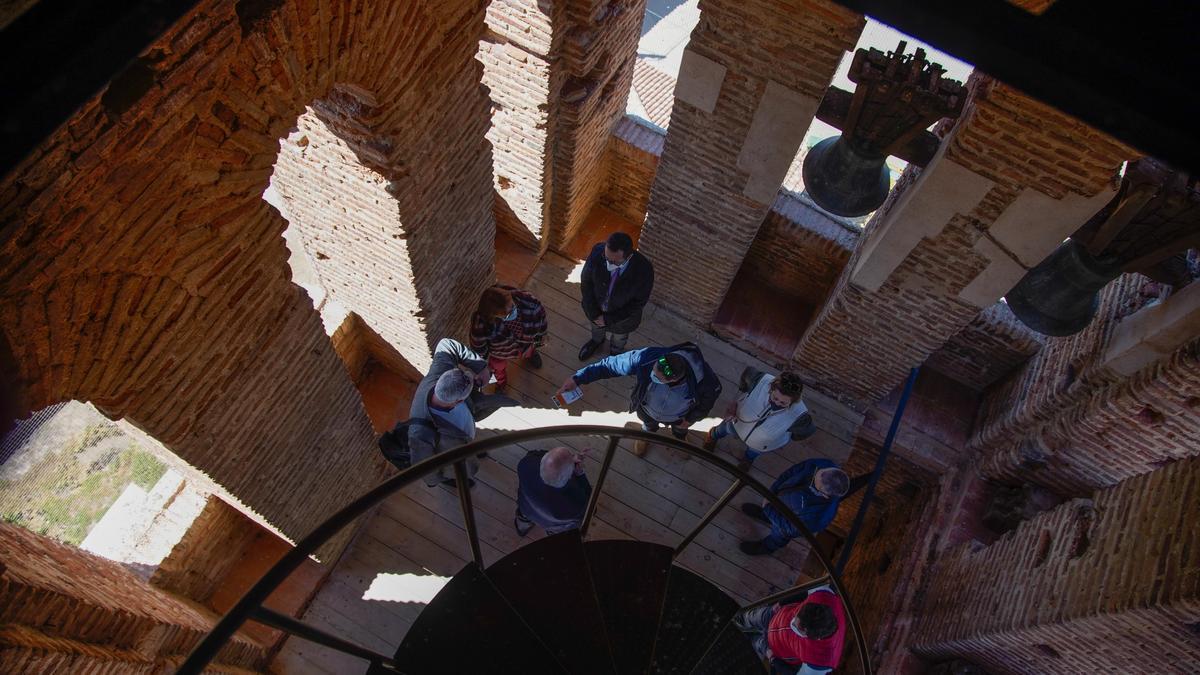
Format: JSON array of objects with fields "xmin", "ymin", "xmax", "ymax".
[{"xmin": 656, "ymin": 356, "xmax": 675, "ymax": 379}]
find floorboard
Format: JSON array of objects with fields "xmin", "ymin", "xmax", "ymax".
[{"xmin": 273, "ymin": 244, "xmax": 857, "ymax": 673}]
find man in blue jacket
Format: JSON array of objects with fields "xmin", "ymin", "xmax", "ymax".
[
  {"xmin": 558, "ymin": 343, "xmax": 721, "ymax": 457},
  {"xmin": 739, "ymin": 458, "xmax": 850, "ymax": 555}
]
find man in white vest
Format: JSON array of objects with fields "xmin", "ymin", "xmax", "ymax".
[{"xmin": 703, "ymin": 368, "xmax": 815, "ymax": 471}]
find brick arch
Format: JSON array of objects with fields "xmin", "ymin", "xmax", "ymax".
[
  {"xmin": 261, "ymin": 0, "xmax": 498, "ymax": 370},
  {"xmin": 0, "ymin": 0, "xmax": 496, "ymax": 557}
]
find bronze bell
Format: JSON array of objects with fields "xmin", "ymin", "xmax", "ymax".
[
  {"xmin": 801, "ymin": 136, "xmax": 891, "ymax": 217},
  {"xmin": 1004, "ymin": 239, "xmax": 1124, "ymax": 337}
]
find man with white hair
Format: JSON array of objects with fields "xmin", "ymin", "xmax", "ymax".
[
  {"xmin": 409, "ymin": 338, "xmax": 517, "ymax": 489},
  {"xmin": 514, "ymin": 447, "xmax": 592, "ymax": 536}
]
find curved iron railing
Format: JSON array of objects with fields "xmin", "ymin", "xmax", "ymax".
[{"xmin": 177, "ymin": 426, "xmax": 873, "ymax": 674}]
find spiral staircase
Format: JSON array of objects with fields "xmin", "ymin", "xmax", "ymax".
[{"xmin": 176, "ymin": 426, "xmax": 873, "ymax": 674}]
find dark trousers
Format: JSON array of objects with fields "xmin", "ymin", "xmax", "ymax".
[{"xmin": 636, "ymin": 406, "xmax": 688, "ymax": 439}]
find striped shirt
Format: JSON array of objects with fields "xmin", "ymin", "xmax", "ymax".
[{"xmin": 469, "ymin": 286, "xmax": 548, "ymax": 360}]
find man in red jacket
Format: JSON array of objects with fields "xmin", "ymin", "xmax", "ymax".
[{"xmin": 733, "ymin": 584, "xmax": 846, "ymax": 674}]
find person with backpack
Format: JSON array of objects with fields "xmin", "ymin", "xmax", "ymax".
[
  {"xmin": 557, "ymin": 343, "xmax": 721, "ymax": 457},
  {"xmin": 380, "ymin": 338, "xmax": 516, "ymax": 489},
  {"xmin": 738, "ymin": 458, "xmax": 850, "ymax": 556},
  {"xmin": 703, "ymin": 368, "xmax": 816, "ymax": 472}
]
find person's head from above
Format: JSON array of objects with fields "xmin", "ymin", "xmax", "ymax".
[
  {"xmin": 651, "ymin": 353, "xmax": 688, "ymax": 386},
  {"xmin": 478, "ymin": 286, "xmax": 516, "ymax": 322},
  {"xmin": 790, "ymin": 601, "xmax": 838, "ymax": 640},
  {"xmin": 769, "ymin": 371, "xmax": 804, "ymax": 408},
  {"xmin": 604, "ymin": 232, "xmax": 634, "ymax": 270},
  {"xmin": 812, "ymin": 466, "xmax": 849, "ymax": 499},
  {"xmin": 433, "ymin": 368, "xmax": 474, "ymax": 407},
  {"xmin": 540, "ymin": 447, "xmax": 581, "ymax": 488}
]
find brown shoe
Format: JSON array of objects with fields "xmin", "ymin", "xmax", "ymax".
[
  {"xmin": 702, "ymin": 429, "xmax": 717, "ymax": 452},
  {"xmin": 633, "ymin": 439, "xmax": 649, "ymax": 457}
]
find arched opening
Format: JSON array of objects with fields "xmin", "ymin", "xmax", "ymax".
[{"xmin": 0, "ymin": 400, "xmax": 190, "ymax": 571}]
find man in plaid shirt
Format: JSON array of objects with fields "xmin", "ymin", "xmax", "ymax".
[{"xmin": 469, "ymin": 285, "xmax": 549, "ymax": 391}]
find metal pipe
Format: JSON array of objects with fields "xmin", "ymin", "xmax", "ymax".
[
  {"xmin": 453, "ymin": 460, "xmax": 484, "ymax": 569},
  {"xmin": 248, "ymin": 606, "xmax": 399, "ymax": 670},
  {"xmin": 738, "ymin": 575, "xmax": 833, "ymax": 613},
  {"xmin": 673, "ymin": 478, "xmax": 745, "ymax": 559},
  {"xmin": 835, "ymin": 367, "xmax": 919, "ymax": 576},
  {"xmin": 578, "ymin": 435, "xmax": 619, "ymax": 539}
]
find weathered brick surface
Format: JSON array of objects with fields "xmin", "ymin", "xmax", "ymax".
[
  {"xmin": 925, "ymin": 302, "xmax": 1045, "ymax": 391},
  {"xmin": 639, "ymin": 0, "xmax": 863, "ymax": 322},
  {"xmin": 0, "ymin": 523, "xmax": 264, "ymax": 670},
  {"xmin": 745, "ymin": 199, "xmax": 856, "ymax": 307},
  {"xmin": 481, "ymin": 0, "xmax": 555, "ymax": 246},
  {"xmin": 600, "ymin": 116, "xmax": 664, "ymax": 224},
  {"xmin": 150, "ymin": 496, "xmax": 262, "ymax": 604},
  {"xmin": 482, "ymin": 0, "xmax": 645, "ymax": 250},
  {"xmin": 970, "ymin": 274, "xmax": 1200, "ymax": 494},
  {"xmin": 794, "ymin": 75, "xmax": 1136, "ymax": 409},
  {"xmin": 549, "ymin": 0, "xmax": 646, "ymax": 249},
  {"xmin": 909, "ymin": 454, "xmax": 1200, "ymax": 673},
  {"xmin": 830, "ymin": 438, "xmax": 937, "ymax": 673},
  {"xmin": 271, "ymin": 56, "xmax": 496, "ymax": 371},
  {"xmin": 603, "ymin": 114, "xmax": 858, "ymax": 306},
  {"xmin": 0, "ymin": 0, "xmax": 494, "ymax": 558}
]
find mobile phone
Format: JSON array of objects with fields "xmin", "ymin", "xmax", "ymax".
[{"xmin": 552, "ymin": 386, "xmax": 583, "ymax": 408}]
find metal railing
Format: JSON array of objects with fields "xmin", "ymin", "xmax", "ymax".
[{"xmin": 178, "ymin": 426, "xmax": 873, "ymax": 674}]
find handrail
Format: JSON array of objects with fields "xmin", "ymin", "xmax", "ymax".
[{"xmin": 177, "ymin": 425, "xmax": 873, "ymax": 674}]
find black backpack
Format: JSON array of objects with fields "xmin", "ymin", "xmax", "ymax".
[{"xmin": 377, "ymin": 418, "xmax": 436, "ymax": 470}]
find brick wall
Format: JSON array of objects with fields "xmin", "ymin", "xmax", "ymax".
[
  {"xmin": 972, "ymin": 275, "xmax": 1148, "ymax": 451},
  {"xmin": 639, "ymin": 0, "xmax": 863, "ymax": 322},
  {"xmin": 0, "ymin": 0, "xmax": 492, "ymax": 558},
  {"xmin": 151, "ymin": 496, "xmax": 262, "ymax": 603},
  {"xmin": 603, "ymin": 114, "xmax": 859, "ymax": 308},
  {"xmin": 925, "ymin": 302, "xmax": 1045, "ymax": 392},
  {"xmin": 969, "ymin": 273, "xmax": 1200, "ymax": 495},
  {"xmin": 794, "ymin": 75, "xmax": 1135, "ymax": 410},
  {"xmin": 909, "ymin": 454, "xmax": 1200, "ymax": 673},
  {"xmin": 0, "ymin": 522, "xmax": 264, "ymax": 670},
  {"xmin": 549, "ymin": 0, "xmax": 646, "ymax": 250},
  {"xmin": 600, "ymin": 116, "xmax": 664, "ymax": 224},
  {"xmin": 829, "ymin": 438, "xmax": 937, "ymax": 673},
  {"xmin": 482, "ymin": 0, "xmax": 644, "ymax": 251},
  {"xmin": 481, "ymin": 0, "xmax": 555, "ymax": 247},
  {"xmin": 743, "ymin": 199, "xmax": 857, "ymax": 306},
  {"xmin": 271, "ymin": 4, "xmax": 497, "ymax": 371}
]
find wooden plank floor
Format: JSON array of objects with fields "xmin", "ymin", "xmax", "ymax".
[{"xmin": 272, "ymin": 252, "xmax": 863, "ymax": 674}]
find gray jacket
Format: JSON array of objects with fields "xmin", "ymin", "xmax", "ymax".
[{"xmin": 408, "ymin": 339, "xmax": 517, "ymax": 479}]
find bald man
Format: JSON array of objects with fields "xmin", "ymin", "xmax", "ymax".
[{"xmin": 514, "ymin": 447, "xmax": 592, "ymax": 536}]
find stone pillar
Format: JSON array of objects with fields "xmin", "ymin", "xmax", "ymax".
[
  {"xmin": 908, "ymin": 454, "xmax": 1200, "ymax": 672},
  {"xmin": 794, "ymin": 75, "xmax": 1136, "ymax": 407},
  {"xmin": 481, "ymin": 0, "xmax": 645, "ymax": 251},
  {"xmin": 638, "ymin": 0, "xmax": 863, "ymax": 322},
  {"xmin": 0, "ymin": 523, "xmax": 265, "ymax": 671}
]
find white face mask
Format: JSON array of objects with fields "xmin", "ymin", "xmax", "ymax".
[
  {"xmin": 605, "ymin": 258, "xmax": 627, "ymax": 273},
  {"xmin": 502, "ymin": 306, "xmax": 518, "ymax": 322}
]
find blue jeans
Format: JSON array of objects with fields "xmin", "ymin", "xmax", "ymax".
[
  {"xmin": 712, "ymin": 420, "xmax": 762, "ymax": 463},
  {"xmin": 759, "ymin": 529, "xmax": 791, "ymax": 552}
]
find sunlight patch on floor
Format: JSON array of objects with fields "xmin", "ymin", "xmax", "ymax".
[
  {"xmin": 363, "ymin": 572, "xmax": 452, "ymax": 604},
  {"xmin": 478, "ymin": 405, "xmax": 725, "ymax": 434}
]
